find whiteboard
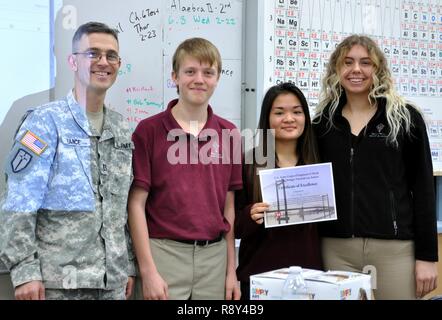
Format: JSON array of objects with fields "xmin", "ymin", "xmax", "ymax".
[
  {"xmin": 244, "ymin": 0, "xmax": 442, "ymax": 173},
  {"xmin": 53, "ymin": 0, "xmax": 243, "ymax": 130}
]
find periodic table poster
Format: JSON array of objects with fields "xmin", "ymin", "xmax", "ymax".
[{"xmin": 262, "ymin": 0, "xmax": 442, "ymax": 173}]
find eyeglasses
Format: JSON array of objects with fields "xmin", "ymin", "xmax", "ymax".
[{"xmin": 73, "ymin": 50, "xmax": 121, "ymax": 64}]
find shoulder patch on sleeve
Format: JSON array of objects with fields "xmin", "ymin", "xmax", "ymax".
[
  {"xmin": 10, "ymin": 148, "xmax": 33, "ymax": 173},
  {"xmin": 20, "ymin": 130, "xmax": 48, "ymax": 156}
]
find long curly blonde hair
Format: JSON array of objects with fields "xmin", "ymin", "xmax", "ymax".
[{"xmin": 314, "ymin": 35, "xmax": 417, "ymax": 147}]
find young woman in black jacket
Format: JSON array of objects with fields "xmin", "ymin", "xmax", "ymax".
[{"xmin": 313, "ymin": 35, "xmax": 438, "ymax": 299}]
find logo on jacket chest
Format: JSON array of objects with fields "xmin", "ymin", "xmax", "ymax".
[{"xmin": 368, "ymin": 123, "xmax": 387, "ymax": 138}]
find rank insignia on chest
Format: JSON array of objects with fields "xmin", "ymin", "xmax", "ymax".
[
  {"xmin": 20, "ymin": 130, "xmax": 48, "ymax": 156},
  {"xmin": 11, "ymin": 148, "xmax": 33, "ymax": 173}
]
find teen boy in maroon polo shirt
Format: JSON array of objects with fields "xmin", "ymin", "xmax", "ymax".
[{"xmin": 128, "ymin": 38, "xmax": 242, "ymax": 300}]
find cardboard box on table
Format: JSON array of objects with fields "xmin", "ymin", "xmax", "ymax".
[{"xmin": 250, "ymin": 268, "xmax": 372, "ymax": 300}]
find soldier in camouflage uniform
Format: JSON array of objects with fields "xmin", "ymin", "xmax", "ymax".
[{"xmin": 0, "ymin": 22, "xmax": 135, "ymax": 300}]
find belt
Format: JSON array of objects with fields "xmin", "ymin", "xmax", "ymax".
[{"xmin": 173, "ymin": 234, "xmax": 223, "ymax": 246}]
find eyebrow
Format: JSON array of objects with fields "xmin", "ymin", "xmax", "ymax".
[
  {"xmin": 183, "ymin": 66, "xmax": 217, "ymax": 72},
  {"xmin": 344, "ymin": 56, "xmax": 371, "ymax": 60},
  {"xmin": 85, "ymin": 47, "xmax": 118, "ymax": 53},
  {"xmin": 274, "ymin": 105, "xmax": 303, "ymax": 109}
]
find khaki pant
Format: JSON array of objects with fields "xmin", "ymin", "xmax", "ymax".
[
  {"xmin": 134, "ymin": 238, "xmax": 227, "ymax": 300},
  {"xmin": 322, "ymin": 237, "xmax": 416, "ymax": 300}
]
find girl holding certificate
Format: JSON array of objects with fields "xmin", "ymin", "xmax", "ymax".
[
  {"xmin": 235, "ymin": 82, "xmax": 322, "ymax": 300},
  {"xmin": 313, "ymin": 35, "xmax": 438, "ymax": 299}
]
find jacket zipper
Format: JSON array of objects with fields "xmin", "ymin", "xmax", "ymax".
[
  {"xmin": 389, "ymin": 191, "xmax": 398, "ymax": 236},
  {"xmin": 350, "ymin": 147, "xmax": 355, "ymax": 237}
]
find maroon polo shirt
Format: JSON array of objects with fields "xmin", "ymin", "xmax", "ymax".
[{"xmin": 132, "ymin": 99, "xmax": 242, "ymax": 240}]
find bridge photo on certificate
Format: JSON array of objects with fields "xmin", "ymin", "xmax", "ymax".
[{"xmin": 259, "ymin": 162, "xmax": 337, "ymax": 228}]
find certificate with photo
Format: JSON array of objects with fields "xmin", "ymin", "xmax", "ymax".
[{"xmin": 258, "ymin": 162, "xmax": 337, "ymax": 228}]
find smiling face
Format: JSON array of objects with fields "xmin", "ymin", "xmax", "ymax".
[
  {"xmin": 269, "ymin": 93, "xmax": 305, "ymax": 142},
  {"xmin": 69, "ymin": 33, "xmax": 120, "ymax": 94},
  {"xmin": 172, "ymin": 55, "xmax": 219, "ymax": 108},
  {"xmin": 339, "ymin": 44, "xmax": 375, "ymax": 96}
]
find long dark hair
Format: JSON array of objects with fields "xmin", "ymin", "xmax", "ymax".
[{"xmin": 247, "ymin": 82, "xmax": 319, "ymax": 203}]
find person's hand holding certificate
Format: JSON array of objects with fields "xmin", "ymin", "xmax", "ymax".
[{"xmin": 258, "ymin": 163, "xmax": 337, "ymax": 228}]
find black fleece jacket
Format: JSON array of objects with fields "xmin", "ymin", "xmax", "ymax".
[{"xmin": 313, "ymin": 97, "xmax": 438, "ymax": 262}]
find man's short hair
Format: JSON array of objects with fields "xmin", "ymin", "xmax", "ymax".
[{"xmin": 72, "ymin": 21, "xmax": 119, "ymax": 52}]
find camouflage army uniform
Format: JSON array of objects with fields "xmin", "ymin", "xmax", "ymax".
[{"xmin": 0, "ymin": 91, "xmax": 135, "ymax": 296}]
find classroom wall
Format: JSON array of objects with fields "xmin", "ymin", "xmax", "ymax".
[{"xmin": 52, "ymin": 0, "xmax": 243, "ymax": 130}]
